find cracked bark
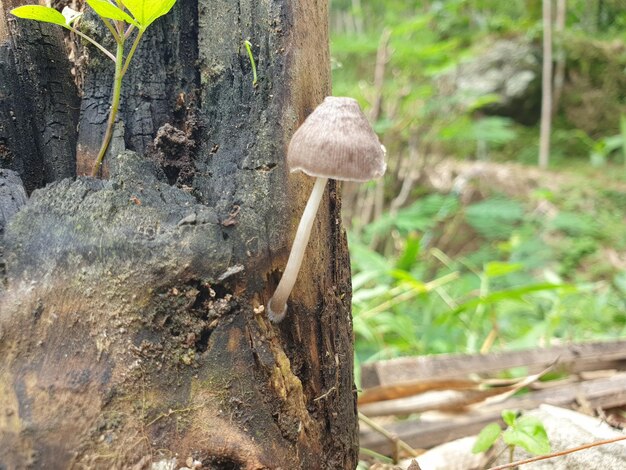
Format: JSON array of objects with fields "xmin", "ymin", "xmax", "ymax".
[
  {"xmin": 0, "ymin": 1, "xmax": 357, "ymax": 469},
  {"xmin": 0, "ymin": 0, "xmax": 79, "ymax": 192}
]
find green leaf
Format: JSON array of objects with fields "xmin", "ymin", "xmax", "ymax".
[
  {"xmin": 503, "ymin": 415, "xmax": 551, "ymax": 455},
  {"xmin": 447, "ymin": 282, "xmax": 573, "ymax": 317},
  {"xmin": 465, "ymin": 198, "xmax": 524, "ymax": 240},
  {"xmin": 85, "ymin": 0, "xmax": 139, "ymax": 26},
  {"xmin": 10, "ymin": 6, "xmax": 67, "ymax": 26},
  {"xmin": 395, "ymin": 233, "xmax": 421, "ymax": 271},
  {"xmin": 484, "ymin": 261, "xmax": 524, "ymax": 279},
  {"xmin": 349, "ymin": 240, "xmax": 392, "ymax": 279},
  {"xmin": 120, "ymin": 0, "xmax": 176, "ymax": 28},
  {"xmin": 389, "ymin": 270, "xmax": 427, "ymax": 291},
  {"xmin": 468, "ymin": 94, "xmax": 502, "ymax": 112},
  {"xmin": 550, "ymin": 212, "xmax": 599, "ymax": 237},
  {"xmin": 502, "ymin": 409, "xmax": 517, "ymax": 427},
  {"xmin": 472, "ymin": 423, "xmax": 502, "ymax": 453}
]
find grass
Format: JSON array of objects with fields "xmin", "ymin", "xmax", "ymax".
[{"xmin": 350, "ymin": 160, "xmax": 626, "ymax": 367}]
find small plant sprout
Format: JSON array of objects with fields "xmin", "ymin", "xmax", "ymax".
[
  {"xmin": 267, "ymin": 96, "xmax": 386, "ymax": 322},
  {"xmin": 11, "ymin": 0, "xmax": 177, "ymax": 177},
  {"xmin": 473, "ymin": 409, "xmax": 551, "ymax": 463},
  {"xmin": 243, "ymin": 40, "xmax": 258, "ymax": 87}
]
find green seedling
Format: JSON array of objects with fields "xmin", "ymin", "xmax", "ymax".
[
  {"xmin": 473, "ymin": 409, "xmax": 551, "ymax": 463},
  {"xmin": 11, "ymin": 0, "xmax": 177, "ymax": 176},
  {"xmin": 244, "ymin": 40, "xmax": 258, "ymax": 87}
]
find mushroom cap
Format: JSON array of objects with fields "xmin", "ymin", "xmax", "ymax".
[{"xmin": 287, "ymin": 96, "xmax": 386, "ymax": 182}]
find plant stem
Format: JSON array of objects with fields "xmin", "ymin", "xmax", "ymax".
[
  {"xmin": 358, "ymin": 412, "xmax": 421, "ymax": 459},
  {"xmin": 359, "ymin": 271, "xmax": 459, "ymax": 319},
  {"xmin": 244, "ymin": 40, "xmax": 258, "ymax": 86},
  {"xmin": 100, "ymin": 17, "xmax": 121, "ymax": 43},
  {"xmin": 92, "ymin": 39, "xmax": 125, "ymax": 177},
  {"xmin": 125, "ymin": 24, "xmax": 136, "ymax": 39},
  {"xmin": 68, "ymin": 26, "xmax": 116, "ymax": 62},
  {"xmin": 358, "ymin": 447, "xmax": 394, "ymax": 464},
  {"xmin": 122, "ymin": 29, "xmax": 144, "ymax": 77}
]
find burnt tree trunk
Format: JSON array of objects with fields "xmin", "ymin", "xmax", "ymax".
[
  {"xmin": 0, "ymin": 1, "xmax": 358, "ymax": 469},
  {"xmin": 0, "ymin": 0, "xmax": 79, "ymax": 192}
]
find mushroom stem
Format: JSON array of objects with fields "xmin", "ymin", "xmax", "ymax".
[{"xmin": 268, "ymin": 177, "xmax": 329, "ymax": 322}]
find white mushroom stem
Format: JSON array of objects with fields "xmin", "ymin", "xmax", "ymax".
[{"xmin": 267, "ymin": 177, "xmax": 328, "ymax": 322}]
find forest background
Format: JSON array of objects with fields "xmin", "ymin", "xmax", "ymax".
[{"xmin": 329, "ymin": 0, "xmax": 626, "ymax": 381}]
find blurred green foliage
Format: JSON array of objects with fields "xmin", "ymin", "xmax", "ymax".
[
  {"xmin": 331, "ymin": 0, "xmax": 626, "ymax": 368},
  {"xmin": 350, "ymin": 186, "xmax": 626, "ymax": 364},
  {"xmin": 332, "ymin": 0, "xmax": 626, "ymax": 163}
]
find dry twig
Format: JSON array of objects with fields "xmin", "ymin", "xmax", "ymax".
[
  {"xmin": 488, "ymin": 434, "xmax": 626, "ymax": 470},
  {"xmin": 358, "ymin": 411, "xmax": 422, "ymax": 460}
]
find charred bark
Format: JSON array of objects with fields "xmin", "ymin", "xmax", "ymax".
[
  {"xmin": 0, "ymin": 168, "xmax": 26, "ymax": 292},
  {"xmin": 0, "ymin": 1, "xmax": 357, "ymax": 469},
  {"xmin": 0, "ymin": 0, "xmax": 79, "ymax": 192},
  {"xmin": 75, "ymin": 0, "xmax": 199, "ymax": 176}
]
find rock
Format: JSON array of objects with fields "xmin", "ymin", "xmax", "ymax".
[
  {"xmin": 393, "ymin": 405, "xmax": 626, "ymax": 470},
  {"xmin": 438, "ymin": 39, "xmax": 541, "ymax": 125},
  {"xmin": 397, "ymin": 436, "xmax": 491, "ymax": 470},
  {"xmin": 492, "ymin": 405, "xmax": 626, "ymax": 469},
  {"xmin": 150, "ymin": 458, "xmax": 177, "ymax": 470}
]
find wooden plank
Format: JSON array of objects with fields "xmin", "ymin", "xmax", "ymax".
[
  {"xmin": 361, "ymin": 340, "xmax": 626, "ymax": 388},
  {"xmin": 359, "ymin": 389, "xmax": 489, "ymax": 417},
  {"xmin": 360, "ymin": 372, "xmax": 626, "ymax": 454},
  {"xmin": 360, "ymin": 412, "xmax": 497, "ymax": 455},
  {"xmin": 358, "ymin": 379, "xmax": 479, "ymax": 405},
  {"xmin": 359, "ymin": 367, "xmax": 549, "ymax": 416}
]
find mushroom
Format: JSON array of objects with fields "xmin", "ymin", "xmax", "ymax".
[{"xmin": 267, "ymin": 96, "xmax": 386, "ymax": 322}]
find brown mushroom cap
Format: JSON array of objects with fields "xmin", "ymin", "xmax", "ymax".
[{"xmin": 287, "ymin": 96, "xmax": 386, "ymax": 182}]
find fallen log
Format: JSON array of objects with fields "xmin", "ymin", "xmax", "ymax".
[
  {"xmin": 361, "ymin": 340, "xmax": 626, "ymax": 388},
  {"xmin": 360, "ymin": 371, "xmax": 626, "ymax": 454}
]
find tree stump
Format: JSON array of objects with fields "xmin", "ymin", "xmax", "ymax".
[{"xmin": 0, "ymin": 1, "xmax": 357, "ymax": 468}]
